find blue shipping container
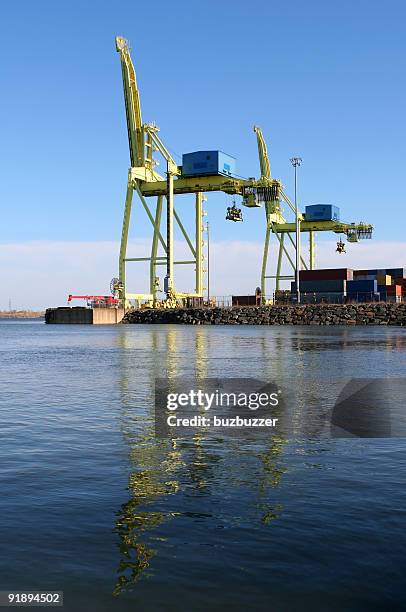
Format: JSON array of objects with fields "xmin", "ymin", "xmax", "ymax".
[
  {"xmin": 182, "ymin": 151, "xmax": 236, "ymax": 177},
  {"xmin": 353, "ymin": 275, "xmax": 376, "ymax": 281},
  {"xmin": 347, "ymin": 292, "xmax": 380, "ymax": 303},
  {"xmin": 347, "ymin": 279, "xmax": 377, "ymax": 292},
  {"xmin": 301, "ymin": 292, "xmax": 346, "ymax": 304},
  {"xmin": 386, "ymin": 268, "xmax": 406, "ymax": 279},
  {"xmin": 305, "ymin": 204, "xmax": 340, "ymax": 222},
  {"xmin": 355, "ymin": 268, "xmax": 406, "ymax": 279},
  {"xmin": 291, "ymin": 279, "xmax": 346, "ymax": 293}
]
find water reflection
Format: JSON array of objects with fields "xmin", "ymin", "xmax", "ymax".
[{"xmin": 113, "ymin": 325, "xmax": 288, "ymax": 595}]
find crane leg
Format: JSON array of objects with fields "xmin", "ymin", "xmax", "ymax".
[
  {"xmin": 119, "ymin": 181, "xmax": 134, "ymax": 308},
  {"xmin": 150, "ymin": 195, "xmax": 163, "ymax": 306},
  {"xmin": 309, "ymin": 231, "xmax": 315, "ymax": 269},
  {"xmin": 272, "ymin": 229, "xmax": 295, "ymax": 269},
  {"xmin": 165, "ymin": 172, "xmax": 174, "ymax": 298},
  {"xmin": 261, "ymin": 222, "xmax": 271, "ymax": 303},
  {"xmin": 276, "ymin": 233, "xmax": 285, "ymax": 291}
]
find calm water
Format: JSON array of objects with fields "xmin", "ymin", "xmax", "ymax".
[{"xmin": 0, "ymin": 321, "xmax": 405, "ymax": 611}]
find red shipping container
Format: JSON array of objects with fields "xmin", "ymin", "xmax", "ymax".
[
  {"xmin": 232, "ymin": 295, "xmax": 259, "ymax": 306},
  {"xmin": 354, "ymin": 270, "xmax": 368, "ymax": 276},
  {"xmin": 300, "ymin": 268, "xmax": 353, "ymax": 281},
  {"xmin": 385, "ymin": 285, "xmax": 402, "ymax": 296}
]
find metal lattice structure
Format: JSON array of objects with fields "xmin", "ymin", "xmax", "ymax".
[{"xmin": 115, "ymin": 35, "xmax": 373, "ymax": 307}]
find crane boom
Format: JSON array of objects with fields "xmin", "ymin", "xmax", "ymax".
[
  {"xmin": 115, "ymin": 36, "xmax": 144, "ymax": 167},
  {"xmin": 254, "ymin": 126, "xmax": 272, "ymax": 179}
]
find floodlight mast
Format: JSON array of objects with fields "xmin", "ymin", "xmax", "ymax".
[{"xmin": 290, "ymin": 157, "xmax": 302, "ymax": 303}]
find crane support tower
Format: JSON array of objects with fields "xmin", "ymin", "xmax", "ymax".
[{"xmin": 115, "ymin": 35, "xmax": 373, "ymax": 307}]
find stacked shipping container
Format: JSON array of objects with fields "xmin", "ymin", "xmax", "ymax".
[
  {"xmin": 353, "ymin": 268, "xmax": 406, "ymax": 302},
  {"xmin": 347, "ymin": 279, "xmax": 379, "ymax": 302},
  {"xmin": 290, "ymin": 269, "xmax": 352, "ymax": 304},
  {"xmin": 286, "ymin": 267, "xmax": 405, "ymax": 303}
]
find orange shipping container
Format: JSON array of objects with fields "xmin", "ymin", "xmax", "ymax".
[{"xmin": 377, "ymin": 274, "xmax": 391, "ymax": 286}]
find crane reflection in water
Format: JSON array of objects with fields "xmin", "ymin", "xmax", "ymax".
[{"xmin": 113, "ymin": 326, "xmax": 288, "ymax": 596}]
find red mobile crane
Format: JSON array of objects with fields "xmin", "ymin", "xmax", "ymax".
[{"xmin": 67, "ymin": 295, "xmax": 119, "ymax": 308}]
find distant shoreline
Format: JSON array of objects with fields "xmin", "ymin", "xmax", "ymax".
[{"xmin": 0, "ymin": 311, "xmax": 45, "ymax": 319}]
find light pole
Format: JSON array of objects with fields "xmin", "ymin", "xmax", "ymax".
[
  {"xmin": 206, "ymin": 221, "xmax": 210, "ymax": 302},
  {"xmin": 290, "ymin": 157, "xmax": 302, "ymax": 303}
]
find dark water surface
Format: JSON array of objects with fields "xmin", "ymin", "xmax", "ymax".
[{"xmin": 0, "ymin": 321, "xmax": 405, "ymax": 611}]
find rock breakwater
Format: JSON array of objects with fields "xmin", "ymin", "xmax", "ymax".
[{"xmin": 122, "ymin": 303, "xmax": 406, "ymax": 326}]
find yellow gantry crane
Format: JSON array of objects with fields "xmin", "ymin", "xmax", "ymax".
[{"xmin": 115, "ymin": 35, "xmax": 373, "ymax": 307}]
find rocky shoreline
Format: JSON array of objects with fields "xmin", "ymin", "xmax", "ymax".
[
  {"xmin": 122, "ymin": 303, "xmax": 406, "ymax": 326},
  {"xmin": 0, "ymin": 310, "xmax": 44, "ymax": 319}
]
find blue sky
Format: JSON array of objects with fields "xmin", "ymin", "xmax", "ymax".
[{"xmin": 0, "ymin": 0, "xmax": 405, "ymax": 307}]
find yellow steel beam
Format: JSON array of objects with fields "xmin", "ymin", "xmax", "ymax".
[
  {"xmin": 254, "ymin": 126, "xmax": 272, "ymax": 179},
  {"xmin": 138, "ymin": 175, "xmax": 259, "ymax": 197},
  {"xmin": 125, "ymin": 293, "xmax": 153, "ymax": 300},
  {"xmin": 115, "ymin": 36, "xmax": 145, "ymax": 168},
  {"xmin": 273, "ymin": 221, "xmax": 373, "ymax": 234}
]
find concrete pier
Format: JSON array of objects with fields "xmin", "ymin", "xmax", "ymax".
[{"xmin": 45, "ymin": 307, "xmax": 125, "ymax": 324}]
